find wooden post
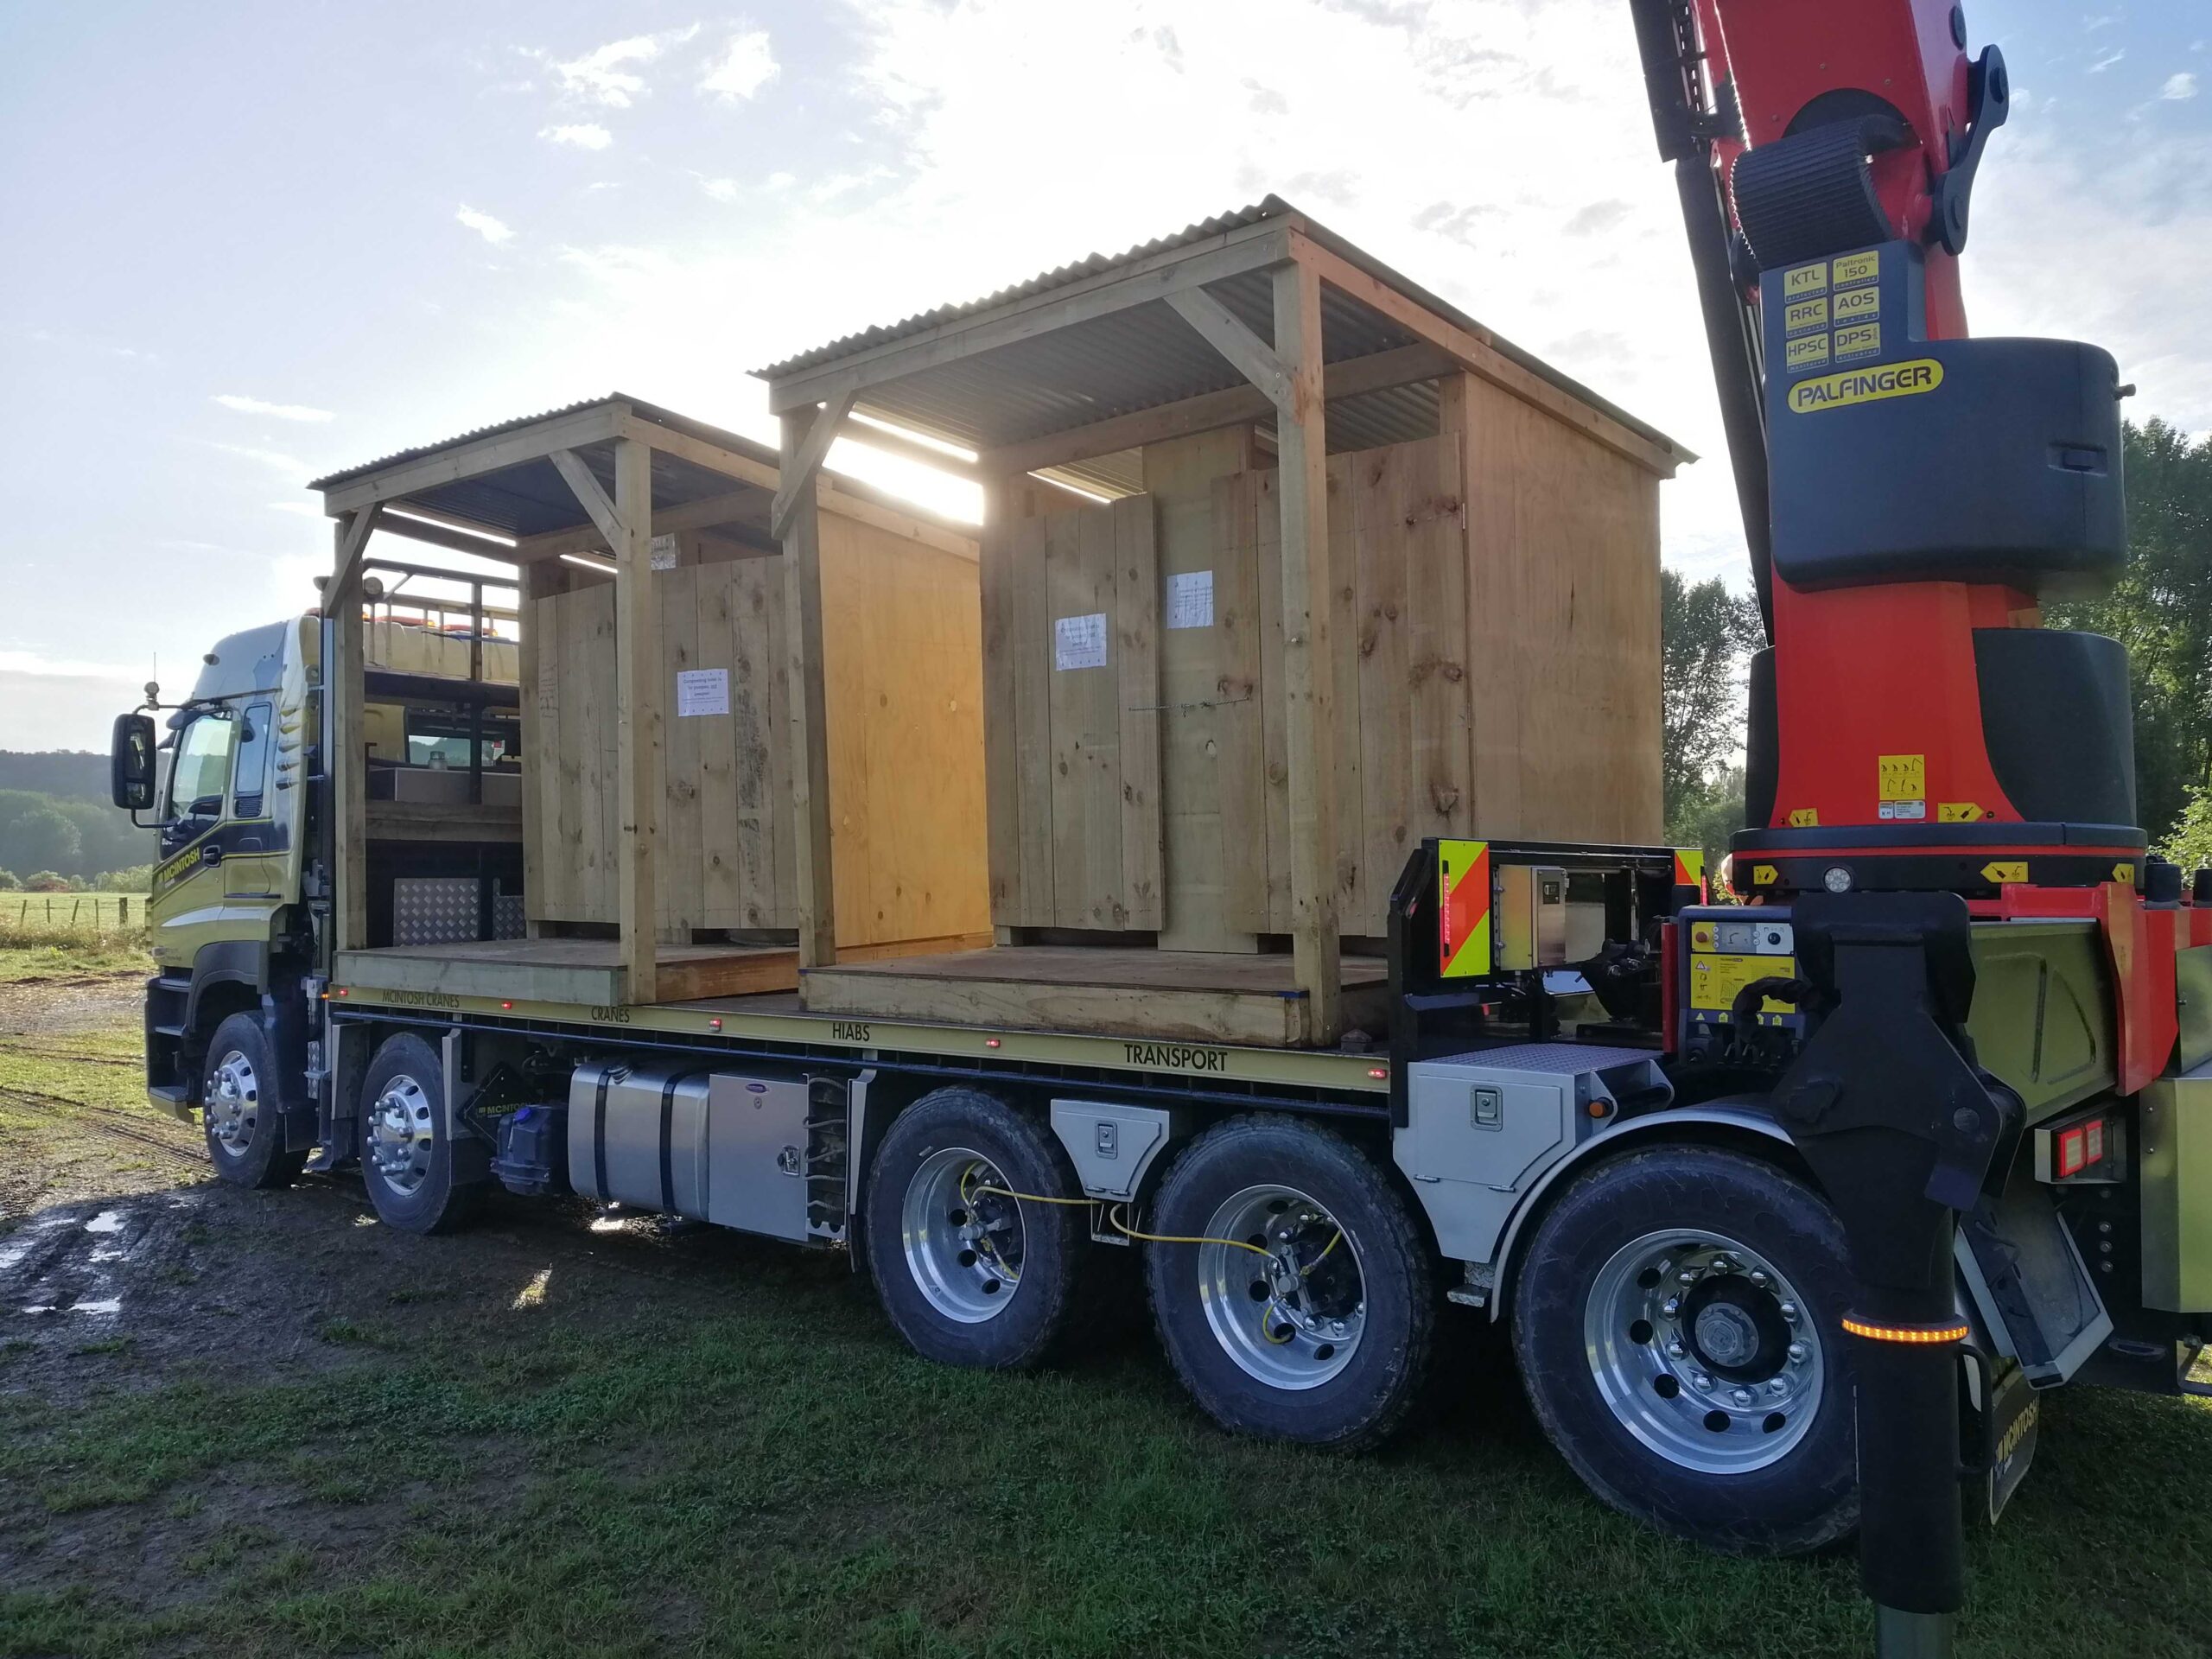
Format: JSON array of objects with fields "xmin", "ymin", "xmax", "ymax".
[
  {"xmin": 516, "ymin": 559, "xmax": 547, "ymax": 941},
  {"xmin": 612, "ymin": 437, "xmax": 660, "ymax": 1004},
  {"xmin": 779, "ymin": 409, "xmax": 838, "ymax": 969},
  {"xmin": 1270, "ymin": 258, "xmax": 1342, "ymax": 1041},
  {"xmin": 330, "ymin": 512, "xmax": 370, "ymax": 956}
]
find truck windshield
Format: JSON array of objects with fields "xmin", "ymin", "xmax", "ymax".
[{"xmin": 168, "ymin": 709, "xmax": 236, "ymax": 820}]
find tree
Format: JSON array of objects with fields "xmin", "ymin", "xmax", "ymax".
[
  {"xmin": 0, "ymin": 869, "xmax": 17, "ymax": 891},
  {"xmin": 1671, "ymin": 766, "xmax": 1750, "ymax": 899},
  {"xmin": 0, "ymin": 804, "xmax": 83, "ymax": 877},
  {"xmin": 24, "ymin": 871, "xmax": 69, "ymax": 893},
  {"xmin": 1661, "ymin": 569, "xmax": 1763, "ymax": 828},
  {"xmin": 2047, "ymin": 418, "xmax": 2212, "ymax": 842}
]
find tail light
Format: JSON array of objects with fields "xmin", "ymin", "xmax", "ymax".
[{"xmin": 2035, "ymin": 1105, "xmax": 2122, "ymax": 1184}]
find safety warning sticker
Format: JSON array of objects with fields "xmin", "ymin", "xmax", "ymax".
[{"xmin": 1878, "ymin": 753, "xmax": 1926, "ymax": 822}]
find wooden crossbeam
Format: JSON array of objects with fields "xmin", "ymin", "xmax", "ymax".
[
  {"xmin": 1286, "ymin": 231, "xmax": 1685, "ymax": 478},
  {"xmin": 320, "ymin": 402, "xmax": 626, "ymax": 516},
  {"xmin": 779, "ymin": 410, "xmax": 838, "ymax": 968},
  {"xmin": 975, "ymin": 342, "xmax": 1454, "ymax": 478},
  {"xmin": 1166, "ymin": 289, "xmax": 1291, "ymax": 407},
  {"xmin": 550, "ymin": 448, "xmax": 626, "ymax": 549},
  {"xmin": 327, "ymin": 505, "xmax": 383, "ymax": 601},
  {"xmin": 769, "ymin": 390, "xmax": 857, "ymax": 543}
]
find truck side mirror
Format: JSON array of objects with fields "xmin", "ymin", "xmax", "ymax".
[{"xmin": 111, "ymin": 712, "xmax": 157, "ymax": 812}]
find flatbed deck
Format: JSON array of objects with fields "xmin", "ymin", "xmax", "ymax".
[
  {"xmin": 798, "ymin": 944, "xmax": 1392, "ymax": 1048},
  {"xmin": 334, "ymin": 937, "xmax": 798, "ymax": 1006}
]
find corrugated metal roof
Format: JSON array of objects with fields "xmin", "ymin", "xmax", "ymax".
[
  {"xmin": 755, "ymin": 200, "xmax": 1293, "ymax": 379},
  {"xmin": 306, "ymin": 393, "xmax": 976, "ymax": 543},
  {"xmin": 753, "ymin": 198, "xmax": 1689, "ymax": 468},
  {"xmin": 307, "ymin": 393, "xmax": 772, "ymax": 493}
]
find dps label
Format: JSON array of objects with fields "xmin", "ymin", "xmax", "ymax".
[{"xmin": 1787, "ymin": 359, "xmax": 1943, "ymax": 413}]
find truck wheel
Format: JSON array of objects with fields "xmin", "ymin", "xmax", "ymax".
[
  {"xmin": 1145, "ymin": 1115, "xmax": 1433, "ymax": 1452},
  {"xmin": 863, "ymin": 1088, "xmax": 1086, "ymax": 1370},
  {"xmin": 357, "ymin": 1033, "xmax": 486, "ymax": 1236},
  {"xmin": 201, "ymin": 1012, "xmax": 307, "ymax": 1190},
  {"xmin": 1511, "ymin": 1147, "xmax": 1858, "ymax": 1556}
]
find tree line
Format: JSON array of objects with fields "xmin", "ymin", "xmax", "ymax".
[
  {"xmin": 0, "ymin": 751, "xmax": 151, "ymax": 887},
  {"xmin": 1664, "ymin": 418, "xmax": 2212, "ymax": 882}
]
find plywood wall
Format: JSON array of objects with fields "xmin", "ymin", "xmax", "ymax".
[
  {"xmin": 525, "ymin": 517, "xmax": 991, "ymax": 950},
  {"xmin": 976, "ymin": 385, "xmax": 1663, "ymax": 946}
]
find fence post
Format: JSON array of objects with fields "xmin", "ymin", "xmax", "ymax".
[{"xmin": 121, "ymin": 897, "xmax": 130, "ymax": 925}]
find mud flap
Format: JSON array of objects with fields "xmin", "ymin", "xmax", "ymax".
[
  {"xmin": 1958, "ymin": 1162, "xmax": 2112, "ymax": 1385},
  {"xmin": 1961, "ymin": 1347, "xmax": 2039, "ymax": 1522}
]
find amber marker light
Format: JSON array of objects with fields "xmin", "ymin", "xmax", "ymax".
[{"xmin": 1841, "ymin": 1316, "xmax": 1971, "ymax": 1344}]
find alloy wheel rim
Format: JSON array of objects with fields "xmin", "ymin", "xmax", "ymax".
[
  {"xmin": 365, "ymin": 1073, "xmax": 436, "ymax": 1198},
  {"xmin": 1584, "ymin": 1226, "xmax": 1824, "ymax": 1474},
  {"xmin": 1197, "ymin": 1184, "xmax": 1365, "ymax": 1390},
  {"xmin": 207, "ymin": 1049, "xmax": 259, "ymax": 1155},
  {"xmin": 901, "ymin": 1147, "xmax": 1027, "ymax": 1323}
]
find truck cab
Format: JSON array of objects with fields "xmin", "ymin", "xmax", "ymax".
[{"xmin": 114, "ymin": 604, "xmax": 521, "ymax": 1133}]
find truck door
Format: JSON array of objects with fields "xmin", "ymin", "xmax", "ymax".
[
  {"xmin": 148, "ymin": 706, "xmax": 236, "ymax": 967},
  {"xmin": 222, "ymin": 701, "xmax": 283, "ymax": 910}
]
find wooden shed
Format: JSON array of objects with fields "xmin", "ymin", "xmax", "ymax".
[
  {"xmin": 760, "ymin": 199, "xmax": 1688, "ymax": 1047},
  {"xmin": 309, "ymin": 396, "xmax": 991, "ymax": 1006}
]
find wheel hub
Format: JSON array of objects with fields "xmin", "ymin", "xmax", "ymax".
[
  {"xmin": 1198, "ymin": 1185, "xmax": 1364, "ymax": 1390},
  {"xmin": 365, "ymin": 1074, "xmax": 435, "ymax": 1198},
  {"xmin": 206, "ymin": 1050, "xmax": 259, "ymax": 1154},
  {"xmin": 900, "ymin": 1147, "xmax": 1027, "ymax": 1324},
  {"xmin": 1585, "ymin": 1228, "xmax": 1823, "ymax": 1474}
]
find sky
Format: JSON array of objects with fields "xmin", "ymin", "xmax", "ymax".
[{"xmin": 1, "ymin": 0, "xmax": 2206, "ymax": 750}]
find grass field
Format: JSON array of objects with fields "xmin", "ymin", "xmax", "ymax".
[{"xmin": 3, "ymin": 943, "xmax": 2210, "ymax": 1658}]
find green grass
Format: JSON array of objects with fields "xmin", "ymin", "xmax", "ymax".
[
  {"xmin": 0, "ymin": 938, "xmax": 152, "ymax": 982},
  {"xmin": 0, "ymin": 893, "xmax": 149, "ymax": 949},
  {"xmin": 3, "ymin": 1259, "xmax": 2210, "ymax": 1658}
]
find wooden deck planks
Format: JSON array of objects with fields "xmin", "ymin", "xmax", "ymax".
[
  {"xmin": 798, "ymin": 944, "xmax": 1391, "ymax": 1047},
  {"xmin": 337, "ymin": 937, "xmax": 798, "ymax": 1005}
]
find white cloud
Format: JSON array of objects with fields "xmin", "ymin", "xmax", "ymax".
[
  {"xmin": 700, "ymin": 29, "xmax": 779, "ymax": 100},
  {"xmin": 2160, "ymin": 73, "xmax": 2198, "ymax": 101},
  {"xmin": 540, "ymin": 122, "xmax": 613, "ymax": 149},
  {"xmin": 0, "ymin": 648, "xmax": 142, "ymax": 680},
  {"xmin": 203, "ymin": 441, "xmax": 308, "ymax": 476},
  {"xmin": 698, "ymin": 176, "xmax": 742, "ymax": 202},
  {"xmin": 766, "ymin": 171, "xmax": 795, "ymax": 190},
  {"xmin": 266, "ymin": 501, "xmax": 322, "ymax": 517},
  {"xmin": 455, "ymin": 203, "xmax": 515, "ymax": 245},
  {"xmin": 553, "ymin": 27, "xmax": 697, "ymax": 108},
  {"xmin": 2088, "ymin": 48, "xmax": 2125, "ymax": 73},
  {"xmin": 212, "ymin": 392, "xmax": 334, "ymax": 423}
]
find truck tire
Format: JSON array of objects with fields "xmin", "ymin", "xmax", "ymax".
[
  {"xmin": 1510, "ymin": 1146, "xmax": 1858, "ymax": 1557},
  {"xmin": 356, "ymin": 1033, "xmax": 487, "ymax": 1236},
  {"xmin": 1145, "ymin": 1114, "xmax": 1433, "ymax": 1452},
  {"xmin": 863, "ymin": 1087, "xmax": 1086, "ymax": 1370},
  {"xmin": 200, "ymin": 1011, "xmax": 307, "ymax": 1190}
]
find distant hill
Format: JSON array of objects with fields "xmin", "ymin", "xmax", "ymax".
[
  {"xmin": 0, "ymin": 750, "xmax": 109, "ymax": 802},
  {"xmin": 0, "ymin": 751, "xmax": 149, "ymax": 882}
]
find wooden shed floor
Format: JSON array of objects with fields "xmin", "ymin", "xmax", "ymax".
[
  {"xmin": 335, "ymin": 938, "xmax": 798, "ymax": 1006},
  {"xmin": 798, "ymin": 945, "xmax": 1389, "ymax": 1048}
]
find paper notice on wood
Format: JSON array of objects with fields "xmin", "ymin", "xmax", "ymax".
[
  {"xmin": 1167, "ymin": 569, "xmax": 1214, "ymax": 630},
  {"xmin": 1053, "ymin": 612, "xmax": 1109, "ymax": 671},
  {"xmin": 675, "ymin": 668, "xmax": 729, "ymax": 717},
  {"xmin": 650, "ymin": 534, "xmax": 680, "ymax": 571}
]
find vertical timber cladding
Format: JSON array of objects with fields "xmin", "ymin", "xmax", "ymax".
[
  {"xmin": 976, "ymin": 387, "xmax": 1663, "ymax": 945},
  {"xmin": 982, "ymin": 487, "xmax": 1164, "ymax": 931},
  {"xmin": 1457, "ymin": 373, "xmax": 1664, "ymax": 845},
  {"xmin": 526, "ymin": 524, "xmax": 991, "ymax": 946}
]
